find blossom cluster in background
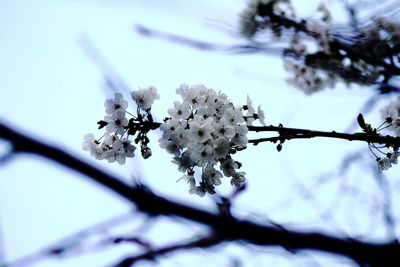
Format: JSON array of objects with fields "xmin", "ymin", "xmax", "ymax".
[
  {"xmin": 159, "ymin": 84, "xmax": 265, "ymax": 196},
  {"xmin": 239, "ymin": 0, "xmax": 400, "ymax": 95}
]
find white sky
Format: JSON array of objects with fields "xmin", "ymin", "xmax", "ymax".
[{"xmin": 0, "ymin": 0, "xmax": 398, "ymax": 266}]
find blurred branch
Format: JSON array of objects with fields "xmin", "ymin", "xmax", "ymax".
[
  {"xmin": 2, "ymin": 212, "xmax": 135, "ymax": 267},
  {"xmin": 79, "ymin": 35, "xmax": 132, "ymax": 95},
  {"xmin": 341, "ymin": 0, "xmax": 360, "ymax": 32},
  {"xmin": 110, "ymin": 236, "xmax": 153, "ymax": 251},
  {"xmin": 134, "ymin": 23, "xmax": 400, "ymax": 93},
  {"xmin": 0, "ymin": 121, "xmax": 399, "ymax": 267},
  {"xmin": 372, "ymin": 172, "xmax": 398, "ymax": 240},
  {"xmin": 114, "ymin": 236, "xmax": 221, "ymax": 267},
  {"xmin": 134, "ymin": 24, "xmax": 281, "ymax": 55}
]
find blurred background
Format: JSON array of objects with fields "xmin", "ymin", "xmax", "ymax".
[{"xmin": 0, "ymin": 0, "xmax": 399, "ymax": 266}]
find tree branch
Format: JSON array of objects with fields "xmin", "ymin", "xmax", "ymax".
[
  {"xmin": 0, "ymin": 122, "xmax": 399, "ymax": 267},
  {"xmin": 100, "ymin": 120, "xmax": 400, "ymax": 147},
  {"xmin": 247, "ymin": 125, "xmax": 400, "ymax": 147}
]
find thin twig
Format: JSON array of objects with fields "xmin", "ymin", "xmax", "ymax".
[
  {"xmin": 247, "ymin": 125, "xmax": 400, "ymax": 147},
  {"xmin": 114, "ymin": 236, "xmax": 221, "ymax": 267},
  {"xmin": 1, "ymin": 212, "xmax": 134, "ymax": 267}
]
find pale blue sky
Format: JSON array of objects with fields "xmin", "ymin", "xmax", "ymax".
[{"xmin": 0, "ymin": 0, "xmax": 398, "ymax": 266}]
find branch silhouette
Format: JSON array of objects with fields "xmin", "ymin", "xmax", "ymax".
[
  {"xmin": 1, "ymin": 121, "xmax": 399, "ymax": 267},
  {"xmin": 247, "ymin": 125, "xmax": 400, "ymax": 146}
]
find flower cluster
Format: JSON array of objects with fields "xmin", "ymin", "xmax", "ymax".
[
  {"xmin": 159, "ymin": 84, "xmax": 265, "ymax": 196},
  {"xmin": 83, "ymin": 83, "xmax": 265, "ymax": 196},
  {"xmin": 239, "ymin": 0, "xmax": 296, "ymax": 39},
  {"xmin": 375, "ymin": 100, "xmax": 400, "ymax": 171},
  {"xmin": 82, "ymin": 87, "xmax": 159, "ymax": 164},
  {"xmin": 238, "ymin": 0, "xmax": 400, "ymax": 95},
  {"xmin": 284, "ymin": 55, "xmax": 336, "ymax": 94},
  {"xmin": 377, "ymin": 149, "xmax": 399, "ymax": 171},
  {"xmin": 356, "ymin": 17, "xmax": 400, "ymax": 60},
  {"xmin": 355, "ymin": 104, "xmax": 400, "ymax": 172},
  {"xmin": 381, "ymin": 99, "xmax": 400, "ymax": 136}
]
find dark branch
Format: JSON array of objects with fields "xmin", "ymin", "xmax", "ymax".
[
  {"xmin": 247, "ymin": 125, "xmax": 400, "ymax": 147},
  {"xmin": 0, "ymin": 122, "xmax": 399, "ymax": 267},
  {"xmin": 125, "ymin": 120, "xmax": 399, "ymax": 147}
]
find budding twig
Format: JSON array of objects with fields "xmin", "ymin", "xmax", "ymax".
[{"xmin": 247, "ymin": 125, "xmax": 400, "ymax": 147}]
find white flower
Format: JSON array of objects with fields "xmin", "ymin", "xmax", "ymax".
[
  {"xmin": 159, "ymin": 138, "xmax": 181, "ymax": 156},
  {"xmin": 231, "ymin": 125, "xmax": 249, "ymax": 146},
  {"xmin": 197, "ymin": 105, "xmax": 215, "ymax": 118},
  {"xmin": 381, "ymin": 100, "xmax": 400, "ymax": 136},
  {"xmin": 220, "ymin": 158, "xmax": 239, "ymax": 177},
  {"xmin": 177, "ymin": 174, "xmax": 196, "ymax": 193},
  {"xmin": 82, "ymin": 133, "xmax": 104, "ymax": 160},
  {"xmin": 176, "ymin": 83, "xmax": 190, "ymax": 97},
  {"xmin": 104, "ymin": 93, "xmax": 128, "ymax": 115},
  {"xmin": 106, "ymin": 149, "xmax": 127, "ymax": 165},
  {"xmin": 83, "ymin": 134, "xmax": 135, "ymax": 165},
  {"xmin": 199, "ymin": 179, "xmax": 216, "ymax": 195},
  {"xmin": 245, "ymin": 95, "xmax": 256, "ymax": 126},
  {"xmin": 213, "ymin": 92, "xmax": 230, "ymax": 115},
  {"xmin": 167, "ymin": 101, "xmax": 191, "ymax": 120},
  {"xmin": 82, "ymin": 133, "xmax": 96, "ymax": 151},
  {"xmin": 231, "ymin": 134, "xmax": 248, "ymax": 146},
  {"xmin": 178, "ymin": 84, "xmax": 204, "ymax": 109},
  {"xmin": 160, "ymin": 118, "xmax": 187, "ymax": 140},
  {"xmin": 257, "ymin": 105, "xmax": 266, "ymax": 126},
  {"xmin": 131, "ymin": 85, "xmax": 159, "ymax": 111},
  {"xmin": 389, "ymin": 150, "xmax": 400, "ymax": 164},
  {"xmin": 102, "ymin": 135, "xmax": 126, "ymax": 164},
  {"xmin": 378, "ymin": 157, "xmax": 392, "ymax": 171},
  {"xmin": 202, "ymin": 165, "xmax": 223, "ymax": 186},
  {"xmin": 189, "ymin": 143, "xmax": 214, "ymax": 167},
  {"xmin": 202, "ymin": 89, "xmax": 218, "ymax": 108},
  {"xmin": 191, "ymin": 186, "xmax": 206, "ymax": 197},
  {"xmin": 235, "ymin": 124, "xmax": 249, "ymax": 136},
  {"xmin": 172, "ymin": 152, "xmax": 196, "ymax": 172},
  {"xmin": 213, "ymin": 138, "xmax": 231, "ymax": 160},
  {"xmin": 121, "ymin": 139, "xmax": 136, "ymax": 157},
  {"xmin": 231, "ymin": 172, "xmax": 246, "ymax": 187},
  {"xmin": 214, "ymin": 118, "xmax": 236, "ymax": 139},
  {"xmin": 284, "ymin": 59, "xmax": 327, "ymax": 94},
  {"xmin": 222, "ymin": 107, "xmax": 244, "ymax": 125},
  {"xmin": 246, "ymin": 95, "xmax": 254, "ymax": 111},
  {"xmin": 187, "ymin": 116, "xmax": 213, "ymax": 143},
  {"xmin": 104, "ymin": 110, "xmax": 128, "ymax": 135}
]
